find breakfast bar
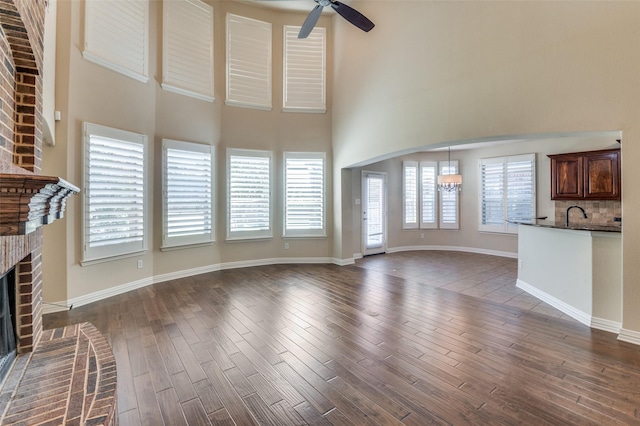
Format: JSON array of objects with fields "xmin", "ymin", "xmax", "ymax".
[{"xmin": 512, "ymin": 220, "xmax": 622, "ymax": 333}]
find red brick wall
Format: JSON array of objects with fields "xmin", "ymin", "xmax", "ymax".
[{"xmin": 0, "ymin": 0, "xmax": 47, "ymax": 353}]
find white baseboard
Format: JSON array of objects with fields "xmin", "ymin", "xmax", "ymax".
[
  {"xmin": 516, "ymin": 279, "xmax": 592, "ymax": 326},
  {"xmin": 590, "ymin": 317, "xmax": 621, "ymax": 334},
  {"xmin": 388, "ymin": 245, "xmax": 517, "ymax": 259},
  {"xmin": 618, "ymin": 328, "xmax": 640, "ymax": 345},
  {"xmin": 43, "ymin": 256, "xmax": 350, "ymax": 314}
]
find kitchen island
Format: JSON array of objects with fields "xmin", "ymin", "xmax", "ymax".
[{"xmin": 513, "ymin": 220, "xmax": 621, "ymax": 333}]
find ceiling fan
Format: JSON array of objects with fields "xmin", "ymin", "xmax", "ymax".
[{"xmin": 298, "ymin": 0, "xmax": 374, "ymax": 39}]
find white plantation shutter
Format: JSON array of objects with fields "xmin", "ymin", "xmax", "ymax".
[
  {"xmin": 420, "ymin": 162, "xmax": 437, "ymax": 229},
  {"xmin": 227, "ymin": 149, "xmax": 272, "ymax": 240},
  {"xmin": 284, "ymin": 153, "xmax": 326, "ymax": 237},
  {"xmin": 479, "ymin": 154, "xmax": 536, "ymax": 233},
  {"xmin": 162, "ymin": 0, "xmax": 214, "ymax": 101},
  {"xmin": 402, "ymin": 161, "xmax": 418, "ymax": 229},
  {"xmin": 83, "ymin": 123, "xmax": 148, "ymax": 263},
  {"xmin": 84, "ymin": 0, "xmax": 149, "ymax": 82},
  {"xmin": 283, "ymin": 26, "xmax": 326, "ymax": 112},
  {"xmin": 226, "ymin": 14, "xmax": 272, "ymax": 110},
  {"xmin": 439, "ymin": 160, "xmax": 459, "ymax": 229},
  {"xmin": 162, "ymin": 140, "xmax": 214, "ymax": 248}
]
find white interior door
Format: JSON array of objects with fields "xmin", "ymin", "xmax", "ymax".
[{"xmin": 362, "ymin": 172, "xmax": 387, "ymax": 256}]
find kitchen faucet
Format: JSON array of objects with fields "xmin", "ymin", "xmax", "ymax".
[{"xmin": 566, "ymin": 205, "xmax": 588, "ymax": 227}]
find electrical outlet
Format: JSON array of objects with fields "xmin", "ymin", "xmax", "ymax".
[
  {"xmin": 137, "ymin": 260, "xmax": 143, "ymax": 269},
  {"xmin": 420, "ymin": 233, "xmax": 425, "ymax": 239},
  {"xmin": 518, "ymin": 259, "xmax": 523, "ymax": 269},
  {"xmin": 284, "ymin": 243, "xmax": 289, "ymax": 250}
]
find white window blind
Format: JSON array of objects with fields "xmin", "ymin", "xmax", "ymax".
[
  {"xmin": 479, "ymin": 154, "xmax": 536, "ymax": 233},
  {"xmin": 162, "ymin": 140, "xmax": 214, "ymax": 249},
  {"xmin": 283, "ymin": 26, "xmax": 326, "ymax": 113},
  {"xmin": 83, "ymin": 123, "xmax": 148, "ymax": 263},
  {"xmin": 227, "ymin": 149, "xmax": 272, "ymax": 240},
  {"xmin": 284, "ymin": 152, "xmax": 326, "ymax": 237},
  {"xmin": 402, "ymin": 161, "xmax": 418, "ymax": 229},
  {"xmin": 84, "ymin": 0, "xmax": 149, "ymax": 82},
  {"xmin": 420, "ymin": 162, "xmax": 438, "ymax": 229},
  {"xmin": 162, "ymin": 0, "xmax": 214, "ymax": 101},
  {"xmin": 226, "ymin": 14, "xmax": 272, "ymax": 110},
  {"xmin": 439, "ymin": 160, "xmax": 459, "ymax": 230}
]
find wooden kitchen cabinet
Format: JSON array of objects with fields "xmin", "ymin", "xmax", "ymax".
[{"xmin": 549, "ymin": 148, "xmax": 620, "ymax": 200}]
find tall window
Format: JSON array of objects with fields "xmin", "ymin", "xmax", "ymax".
[
  {"xmin": 227, "ymin": 149, "xmax": 272, "ymax": 240},
  {"xmin": 283, "ymin": 26, "xmax": 326, "ymax": 113},
  {"xmin": 162, "ymin": 0, "xmax": 214, "ymax": 101},
  {"xmin": 226, "ymin": 14, "xmax": 272, "ymax": 110},
  {"xmin": 479, "ymin": 154, "xmax": 536, "ymax": 233},
  {"xmin": 403, "ymin": 161, "xmax": 438, "ymax": 229},
  {"xmin": 284, "ymin": 152, "xmax": 326, "ymax": 237},
  {"xmin": 439, "ymin": 160, "xmax": 459, "ymax": 230},
  {"xmin": 83, "ymin": 0, "xmax": 149, "ymax": 82},
  {"xmin": 83, "ymin": 123, "xmax": 148, "ymax": 263},
  {"xmin": 162, "ymin": 140, "xmax": 214, "ymax": 249}
]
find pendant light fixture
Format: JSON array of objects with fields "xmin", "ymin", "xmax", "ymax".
[{"xmin": 437, "ymin": 146, "xmax": 462, "ymax": 192}]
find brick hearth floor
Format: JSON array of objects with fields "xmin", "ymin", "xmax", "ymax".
[{"xmin": 0, "ymin": 322, "xmax": 117, "ymax": 425}]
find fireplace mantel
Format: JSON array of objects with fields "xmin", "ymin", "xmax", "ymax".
[{"xmin": 0, "ymin": 174, "xmax": 80, "ymax": 236}]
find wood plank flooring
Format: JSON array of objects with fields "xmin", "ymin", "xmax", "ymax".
[{"xmin": 44, "ymin": 251, "xmax": 640, "ymax": 425}]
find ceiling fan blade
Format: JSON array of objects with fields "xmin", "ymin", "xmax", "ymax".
[
  {"xmin": 299, "ymin": 4, "xmax": 324, "ymax": 38},
  {"xmin": 330, "ymin": 1, "xmax": 374, "ymax": 33}
]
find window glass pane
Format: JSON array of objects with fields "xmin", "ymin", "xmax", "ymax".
[
  {"xmin": 228, "ymin": 150, "xmax": 272, "ymax": 239},
  {"xmin": 163, "ymin": 140, "xmax": 214, "ymax": 248},
  {"xmin": 403, "ymin": 163, "xmax": 417, "ymax": 228},
  {"xmin": 285, "ymin": 154, "xmax": 325, "ymax": 236},
  {"xmin": 421, "ymin": 163, "xmax": 437, "ymax": 226}
]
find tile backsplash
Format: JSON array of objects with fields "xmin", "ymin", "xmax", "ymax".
[{"xmin": 554, "ymin": 200, "xmax": 621, "ymax": 226}]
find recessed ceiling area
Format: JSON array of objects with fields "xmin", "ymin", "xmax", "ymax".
[{"xmin": 236, "ymin": 0, "xmax": 320, "ymax": 13}]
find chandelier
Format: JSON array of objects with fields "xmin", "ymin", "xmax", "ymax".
[{"xmin": 437, "ymin": 146, "xmax": 462, "ymax": 192}]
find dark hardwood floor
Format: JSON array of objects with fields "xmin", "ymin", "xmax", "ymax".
[{"xmin": 44, "ymin": 251, "xmax": 640, "ymax": 425}]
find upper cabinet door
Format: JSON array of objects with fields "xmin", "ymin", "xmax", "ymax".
[
  {"xmin": 549, "ymin": 149, "xmax": 620, "ymax": 200},
  {"xmin": 550, "ymin": 155, "xmax": 583, "ymax": 199},
  {"xmin": 583, "ymin": 151, "xmax": 620, "ymax": 200}
]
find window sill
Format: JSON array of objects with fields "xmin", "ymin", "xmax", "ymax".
[
  {"xmin": 81, "ymin": 250, "xmax": 148, "ymax": 267},
  {"xmin": 160, "ymin": 241, "xmax": 214, "ymax": 252}
]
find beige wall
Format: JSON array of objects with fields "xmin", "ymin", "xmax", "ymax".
[
  {"xmin": 42, "ymin": 0, "xmax": 333, "ymax": 303},
  {"xmin": 332, "ymin": 1, "xmax": 640, "ymax": 334}
]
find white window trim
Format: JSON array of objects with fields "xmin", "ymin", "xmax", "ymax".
[
  {"xmin": 478, "ymin": 154, "xmax": 536, "ymax": 234},
  {"xmin": 162, "ymin": 139, "xmax": 215, "ymax": 250},
  {"xmin": 283, "ymin": 26, "xmax": 326, "ymax": 113},
  {"xmin": 82, "ymin": 123, "xmax": 148, "ymax": 265},
  {"xmin": 162, "ymin": 0, "xmax": 214, "ymax": 102},
  {"xmin": 83, "ymin": 0, "xmax": 149, "ymax": 83},
  {"xmin": 283, "ymin": 152, "xmax": 326, "ymax": 238},
  {"xmin": 439, "ymin": 160, "xmax": 460, "ymax": 230},
  {"xmin": 226, "ymin": 148, "xmax": 273, "ymax": 241},
  {"xmin": 225, "ymin": 14, "xmax": 272, "ymax": 110}
]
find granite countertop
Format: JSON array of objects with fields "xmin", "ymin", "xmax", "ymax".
[{"xmin": 509, "ymin": 219, "xmax": 622, "ymax": 233}]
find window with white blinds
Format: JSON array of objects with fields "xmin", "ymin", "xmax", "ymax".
[
  {"xmin": 283, "ymin": 26, "xmax": 326, "ymax": 113},
  {"xmin": 162, "ymin": 140, "xmax": 214, "ymax": 249},
  {"xmin": 226, "ymin": 14, "xmax": 272, "ymax": 110},
  {"xmin": 421, "ymin": 162, "xmax": 438, "ymax": 229},
  {"xmin": 402, "ymin": 161, "xmax": 438, "ymax": 229},
  {"xmin": 227, "ymin": 148, "xmax": 273, "ymax": 240},
  {"xmin": 284, "ymin": 152, "xmax": 326, "ymax": 237},
  {"xmin": 162, "ymin": 0, "xmax": 214, "ymax": 101},
  {"xmin": 83, "ymin": 0, "xmax": 149, "ymax": 82},
  {"xmin": 439, "ymin": 161, "xmax": 460, "ymax": 230},
  {"xmin": 83, "ymin": 123, "xmax": 148, "ymax": 263},
  {"xmin": 402, "ymin": 161, "xmax": 418, "ymax": 229},
  {"xmin": 479, "ymin": 154, "xmax": 536, "ymax": 233}
]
